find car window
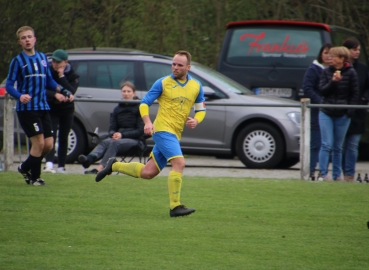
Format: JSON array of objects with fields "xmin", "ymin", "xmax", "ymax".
[
  {"xmin": 73, "ymin": 61, "xmax": 135, "ymax": 89},
  {"xmin": 143, "ymin": 62, "xmax": 172, "ymax": 89},
  {"xmin": 73, "ymin": 62, "xmax": 88, "ymax": 87},
  {"xmin": 188, "ymin": 70, "xmax": 227, "ymax": 98},
  {"xmin": 191, "ymin": 63, "xmax": 252, "ymax": 96},
  {"xmin": 226, "ymin": 27, "xmax": 323, "ymax": 67}
]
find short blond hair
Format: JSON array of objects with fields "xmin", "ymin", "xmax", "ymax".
[
  {"xmin": 175, "ymin": 50, "xmax": 191, "ymax": 65},
  {"xmin": 16, "ymin": 26, "xmax": 35, "ymax": 39},
  {"xmin": 329, "ymin": 46, "xmax": 351, "ymax": 62}
]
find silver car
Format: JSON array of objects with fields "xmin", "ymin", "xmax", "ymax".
[{"xmin": 0, "ymin": 49, "xmax": 301, "ymax": 168}]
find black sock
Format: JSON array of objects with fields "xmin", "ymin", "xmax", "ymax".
[
  {"xmin": 21, "ymin": 155, "xmax": 33, "ymax": 172},
  {"xmin": 29, "ymin": 156, "xmax": 43, "ymax": 181}
]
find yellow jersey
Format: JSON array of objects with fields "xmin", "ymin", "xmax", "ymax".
[{"xmin": 141, "ymin": 74, "xmax": 206, "ymax": 140}]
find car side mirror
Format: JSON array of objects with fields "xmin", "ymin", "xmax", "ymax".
[{"xmin": 203, "ymin": 86, "xmax": 221, "ymax": 100}]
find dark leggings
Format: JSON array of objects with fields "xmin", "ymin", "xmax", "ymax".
[{"xmin": 44, "ymin": 110, "xmax": 74, "ymax": 167}]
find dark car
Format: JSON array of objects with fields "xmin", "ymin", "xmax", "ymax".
[
  {"xmin": 217, "ymin": 20, "xmax": 368, "ymax": 100},
  {"xmin": 0, "ymin": 49, "xmax": 301, "ymax": 168},
  {"xmin": 217, "ymin": 20, "xmax": 369, "ymax": 159}
]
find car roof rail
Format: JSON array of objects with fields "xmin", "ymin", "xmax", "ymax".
[{"xmin": 45, "ymin": 47, "xmax": 172, "ymax": 60}]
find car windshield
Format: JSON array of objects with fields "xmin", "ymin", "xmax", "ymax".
[{"xmin": 191, "ymin": 62, "xmax": 253, "ymax": 95}]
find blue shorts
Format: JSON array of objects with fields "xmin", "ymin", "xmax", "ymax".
[{"xmin": 150, "ymin": 132, "xmax": 183, "ymax": 171}]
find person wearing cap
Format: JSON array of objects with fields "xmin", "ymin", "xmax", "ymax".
[{"xmin": 43, "ymin": 49, "xmax": 79, "ymax": 173}]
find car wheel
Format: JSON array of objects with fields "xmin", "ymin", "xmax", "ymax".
[
  {"xmin": 54, "ymin": 122, "xmax": 86, "ymax": 164},
  {"xmin": 276, "ymin": 157, "xmax": 300, "ymax": 168},
  {"xmin": 236, "ymin": 123, "xmax": 285, "ymax": 169}
]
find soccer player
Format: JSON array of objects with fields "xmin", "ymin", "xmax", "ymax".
[
  {"xmin": 6, "ymin": 26, "xmax": 60, "ymax": 186},
  {"xmin": 95, "ymin": 50, "xmax": 206, "ymax": 217}
]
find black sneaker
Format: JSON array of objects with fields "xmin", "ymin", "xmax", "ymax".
[
  {"xmin": 95, "ymin": 157, "xmax": 117, "ymax": 182},
  {"xmin": 169, "ymin": 205, "xmax": 196, "ymax": 217},
  {"xmin": 32, "ymin": 178, "xmax": 46, "ymax": 186},
  {"xmin": 18, "ymin": 164, "xmax": 31, "ymax": 185},
  {"xmin": 78, "ymin": 155, "xmax": 94, "ymax": 169},
  {"xmin": 85, "ymin": 169, "xmax": 98, "ymax": 174}
]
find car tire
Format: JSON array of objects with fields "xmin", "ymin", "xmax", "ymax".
[
  {"xmin": 54, "ymin": 121, "xmax": 87, "ymax": 164},
  {"xmin": 236, "ymin": 123, "xmax": 285, "ymax": 169},
  {"xmin": 276, "ymin": 157, "xmax": 300, "ymax": 168}
]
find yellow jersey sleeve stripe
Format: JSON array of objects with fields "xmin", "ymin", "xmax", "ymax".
[
  {"xmin": 194, "ymin": 111, "xmax": 206, "ymax": 124},
  {"xmin": 139, "ymin": 103, "xmax": 149, "ymax": 117}
]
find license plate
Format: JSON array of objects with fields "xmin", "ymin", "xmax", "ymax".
[{"xmin": 253, "ymin": 88, "xmax": 292, "ymax": 97}]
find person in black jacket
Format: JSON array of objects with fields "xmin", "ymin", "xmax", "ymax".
[
  {"xmin": 43, "ymin": 49, "xmax": 79, "ymax": 173},
  {"xmin": 317, "ymin": 46, "xmax": 359, "ymax": 181},
  {"xmin": 302, "ymin": 43, "xmax": 333, "ymax": 180},
  {"xmin": 342, "ymin": 38, "xmax": 369, "ymax": 182},
  {"xmin": 78, "ymin": 82, "xmax": 144, "ymax": 174}
]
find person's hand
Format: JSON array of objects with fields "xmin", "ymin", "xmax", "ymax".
[
  {"xmin": 186, "ymin": 117, "xmax": 199, "ymax": 129},
  {"xmin": 57, "ymin": 63, "xmax": 66, "ymax": 77},
  {"xmin": 144, "ymin": 122, "xmax": 155, "ymax": 135},
  {"xmin": 19, "ymin": 94, "xmax": 32, "ymax": 104},
  {"xmin": 68, "ymin": 93, "xmax": 74, "ymax": 102},
  {"xmin": 111, "ymin": 132, "xmax": 122, "ymax": 140},
  {"xmin": 61, "ymin": 90, "xmax": 74, "ymax": 102},
  {"xmin": 332, "ymin": 70, "xmax": 342, "ymax": 82},
  {"xmin": 54, "ymin": 93, "xmax": 66, "ymax": 102}
]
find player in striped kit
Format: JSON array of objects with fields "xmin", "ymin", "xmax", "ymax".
[{"xmin": 6, "ymin": 26, "xmax": 60, "ymax": 186}]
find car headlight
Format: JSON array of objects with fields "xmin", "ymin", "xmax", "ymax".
[{"xmin": 287, "ymin": 112, "xmax": 300, "ymax": 126}]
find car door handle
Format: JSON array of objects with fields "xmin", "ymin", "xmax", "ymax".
[{"xmin": 76, "ymin": 94, "xmax": 93, "ymax": 98}]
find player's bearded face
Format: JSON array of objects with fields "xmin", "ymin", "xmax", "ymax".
[{"xmin": 172, "ymin": 55, "xmax": 190, "ymax": 80}]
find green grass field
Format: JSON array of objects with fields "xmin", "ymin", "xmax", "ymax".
[{"xmin": 0, "ymin": 172, "xmax": 368, "ymax": 270}]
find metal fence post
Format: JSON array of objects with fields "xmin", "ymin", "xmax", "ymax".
[
  {"xmin": 300, "ymin": 98, "xmax": 310, "ymax": 180},
  {"xmin": 3, "ymin": 94, "xmax": 15, "ymax": 171}
]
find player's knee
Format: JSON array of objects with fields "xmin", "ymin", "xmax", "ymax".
[{"xmin": 141, "ymin": 167, "xmax": 159, "ymax": 179}]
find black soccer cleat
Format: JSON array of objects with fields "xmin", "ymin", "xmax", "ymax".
[
  {"xmin": 95, "ymin": 157, "xmax": 117, "ymax": 182},
  {"xmin": 32, "ymin": 178, "xmax": 46, "ymax": 186},
  {"xmin": 169, "ymin": 205, "xmax": 196, "ymax": 217},
  {"xmin": 18, "ymin": 164, "xmax": 32, "ymax": 185}
]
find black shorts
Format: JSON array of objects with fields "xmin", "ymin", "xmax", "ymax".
[{"xmin": 17, "ymin": 111, "xmax": 53, "ymax": 138}]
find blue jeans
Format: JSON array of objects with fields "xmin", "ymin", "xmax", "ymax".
[
  {"xmin": 342, "ymin": 133, "xmax": 361, "ymax": 176},
  {"xmin": 310, "ymin": 128, "xmax": 321, "ymax": 173},
  {"xmin": 318, "ymin": 111, "xmax": 351, "ymax": 179}
]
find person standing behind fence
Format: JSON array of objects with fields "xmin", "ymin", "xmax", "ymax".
[
  {"xmin": 341, "ymin": 38, "xmax": 369, "ymax": 182},
  {"xmin": 302, "ymin": 43, "xmax": 333, "ymax": 180},
  {"xmin": 43, "ymin": 49, "xmax": 78, "ymax": 173},
  {"xmin": 5, "ymin": 26, "xmax": 60, "ymax": 186},
  {"xmin": 317, "ymin": 46, "xmax": 359, "ymax": 181}
]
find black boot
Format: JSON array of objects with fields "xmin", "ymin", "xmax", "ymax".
[{"xmin": 78, "ymin": 155, "xmax": 96, "ymax": 169}]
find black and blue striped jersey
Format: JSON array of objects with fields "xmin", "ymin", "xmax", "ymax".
[{"xmin": 6, "ymin": 51, "xmax": 58, "ymax": 111}]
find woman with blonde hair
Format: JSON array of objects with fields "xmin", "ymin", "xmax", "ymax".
[{"xmin": 317, "ymin": 46, "xmax": 359, "ymax": 181}]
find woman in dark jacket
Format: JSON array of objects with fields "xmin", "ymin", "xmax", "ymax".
[
  {"xmin": 78, "ymin": 82, "xmax": 144, "ymax": 174},
  {"xmin": 302, "ymin": 43, "xmax": 333, "ymax": 180},
  {"xmin": 44, "ymin": 49, "xmax": 79, "ymax": 173},
  {"xmin": 317, "ymin": 46, "xmax": 359, "ymax": 181},
  {"xmin": 342, "ymin": 38, "xmax": 369, "ymax": 182}
]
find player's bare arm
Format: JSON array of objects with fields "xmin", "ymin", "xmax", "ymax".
[{"xmin": 142, "ymin": 115, "xmax": 155, "ymax": 135}]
